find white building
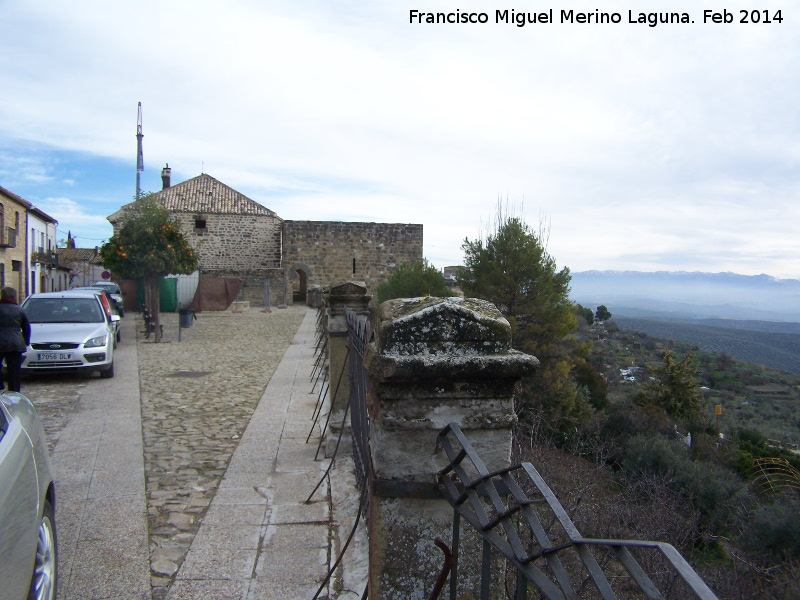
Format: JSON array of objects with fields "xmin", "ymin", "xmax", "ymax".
[{"xmin": 27, "ymin": 206, "xmax": 62, "ymax": 294}]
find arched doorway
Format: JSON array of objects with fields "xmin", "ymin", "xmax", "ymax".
[{"xmin": 292, "ymin": 268, "xmax": 307, "ymax": 303}]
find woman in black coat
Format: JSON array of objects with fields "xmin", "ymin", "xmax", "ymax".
[{"xmin": 0, "ymin": 286, "xmax": 31, "ymax": 392}]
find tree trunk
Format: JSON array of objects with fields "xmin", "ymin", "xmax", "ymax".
[{"xmin": 144, "ymin": 275, "xmax": 162, "ymax": 343}]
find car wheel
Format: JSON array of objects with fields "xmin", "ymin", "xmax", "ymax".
[
  {"xmin": 116, "ymin": 329, "xmax": 121, "ymax": 343},
  {"xmin": 28, "ymin": 499, "xmax": 57, "ymax": 600},
  {"xmin": 100, "ymin": 361, "xmax": 114, "ymax": 379}
]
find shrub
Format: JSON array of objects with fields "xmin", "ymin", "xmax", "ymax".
[
  {"xmin": 743, "ymin": 498, "xmax": 800, "ymax": 559},
  {"xmin": 376, "ymin": 259, "xmax": 451, "ymax": 303},
  {"xmin": 621, "ymin": 433, "xmax": 753, "ymax": 532}
]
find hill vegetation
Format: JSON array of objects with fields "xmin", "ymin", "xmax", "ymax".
[
  {"xmin": 527, "ymin": 317, "xmax": 800, "ymax": 597},
  {"xmin": 451, "ymin": 211, "xmax": 799, "ymax": 596},
  {"xmin": 613, "ymin": 316, "xmax": 800, "ymax": 374}
]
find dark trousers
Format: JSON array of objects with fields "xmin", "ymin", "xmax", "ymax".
[{"xmin": 1, "ymin": 351, "xmax": 22, "ymax": 392}]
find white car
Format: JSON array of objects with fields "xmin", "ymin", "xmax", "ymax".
[
  {"xmin": 0, "ymin": 391, "xmax": 57, "ymax": 600},
  {"xmin": 21, "ymin": 292, "xmax": 119, "ymax": 378}
]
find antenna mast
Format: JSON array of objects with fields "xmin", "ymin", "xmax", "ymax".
[{"xmin": 136, "ymin": 102, "xmax": 144, "ymax": 199}]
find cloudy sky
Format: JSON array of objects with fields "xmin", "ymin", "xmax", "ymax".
[{"xmin": 1, "ymin": 0, "xmax": 798, "ymax": 278}]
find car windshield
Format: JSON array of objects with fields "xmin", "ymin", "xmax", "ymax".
[{"xmin": 24, "ymin": 297, "xmax": 105, "ymax": 324}]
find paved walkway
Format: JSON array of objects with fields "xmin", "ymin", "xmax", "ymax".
[
  {"xmin": 38, "ymin": 306, "xmax": 364, "ymax": 600},
  {"xmin": 166, "ymin": 308, "xmax": 332, "ymax": 599},
  {"xmin": 51, "ymin": 315, "xmax": 151, "ymax": 599}
]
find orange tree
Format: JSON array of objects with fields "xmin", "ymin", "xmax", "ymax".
[{"xmin": 100, "ymin": 196, "xmax": 198, "ymax": 342}]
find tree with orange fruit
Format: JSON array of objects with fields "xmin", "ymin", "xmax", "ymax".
[{"xmin": 100, "ymin": 196, "xmax": 198, "ymax": 342}]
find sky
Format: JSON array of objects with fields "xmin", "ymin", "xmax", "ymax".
[{"xmin": 1, "ymin": 0, "xmax": 798, "ymax": 279}]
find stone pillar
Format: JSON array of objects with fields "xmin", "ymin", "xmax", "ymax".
[
  {"xmin": 326, "ymin": 282, "xmax": 371, "ymax": 436},
  {"xmin": 364, "ymin": 297, "xmax": 538, "ymax": 599}
]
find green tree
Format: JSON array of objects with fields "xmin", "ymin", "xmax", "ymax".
[
  {"xmin": 459, "ymin": 208, "xmax": 580, "ymax": 428},
  {"xmin": 574, "ymin": 303, "xmax": 594, "ymax": 325},
  {"xmin": 646, "ymin": 348, "xmax": 703, "ymax": 423},
  {"xmin": 376, "ymin": 259, "xmax": 451, "ymax": 303},
  {"xmin": 100, "ymin": 196, "xmax": 198, "ymax": 342},
  {"xmin": 595, "ymin": 305, "xmax": 612, "ymax": 321}
]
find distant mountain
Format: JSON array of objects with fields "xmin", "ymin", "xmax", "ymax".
[{"xmin": 570, "ymin": 271, "xmax": 800, "ymax": 323}]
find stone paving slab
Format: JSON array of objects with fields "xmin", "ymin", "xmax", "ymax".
[
  {"xmin": 26, "ymin": 304, "xmax": 367, "ymax": 600},
  {"xmin": 168, "ymin": 308, "xmax": 334, "ymax": 600},
  {"xmin": 138, "ymin": 308, "xmax": 307, "ymax": 597},
  {"xmin": 43, "ymin": 315, "xmax": 152, "ymax": 600}
]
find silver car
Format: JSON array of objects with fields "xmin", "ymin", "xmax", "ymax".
[
  {"xmin": 21, "ymin": 292, "xmax": 118, "ymax": 378},
  {"xmin": 0, "ymin": 391, "xmax": 57, "ymax": 600}
]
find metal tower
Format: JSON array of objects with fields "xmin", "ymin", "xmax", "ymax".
[{"xmin": 136, "ymin": 102, "xmax": 143, "ymax": 199}]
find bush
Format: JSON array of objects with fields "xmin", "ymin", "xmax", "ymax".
[
  {"xmin": 376, "ymin": 259, "xmax": 451, "ymax": 303},
  {"xmin": 621, "ymin": 433, "xmax": 753, "ymax": 532},
  {"xmin": 743, "ymin": 498, "xmax": 800, "ymax": 559}
]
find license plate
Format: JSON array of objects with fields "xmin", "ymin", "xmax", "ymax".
[{"xmin": 37, "ymin": 352, "xmax": 71, "ymax": 361}]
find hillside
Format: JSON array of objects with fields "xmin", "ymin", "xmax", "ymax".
[
  {"xmin": 613, "ymin": 317, "xmax": 800, "ymax": 374},
  {"xmin": 586, "ymin": 320, "xmax": 800, "ymax": 444}
]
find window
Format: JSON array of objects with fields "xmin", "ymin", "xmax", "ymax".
[
  {"xmin": 194, "ymin": 216, "xmax": 207, "ymax": 234},
  {"xmin": 353, "ymin": 258, "xmax": 356, "ymax": 274}
]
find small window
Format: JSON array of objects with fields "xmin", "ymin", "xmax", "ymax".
[
  {"xmin": 352, "ymin": 258, "xmax": 356, "ymax": 275},
  {"xmin": 195, "ymin": 217, "xmax": 207, "ymax": 235}
]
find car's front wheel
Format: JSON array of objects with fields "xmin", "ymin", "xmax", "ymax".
[
  {"xmin": 28, "ymin": 498, "xmax": 57, "ymax": 600},
  {"xmin": 99, "ymin": 360, "xmax": 114, "ymax": 379}
]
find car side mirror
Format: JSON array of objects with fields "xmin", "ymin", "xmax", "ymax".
[{"xmin": 111, "ymin": 314, "xmax": 121, "ymax": 322}]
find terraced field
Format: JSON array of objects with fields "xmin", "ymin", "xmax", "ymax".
[{"xmin": 613, "ymin": 317, "xmax": 800, "ymax": 374}]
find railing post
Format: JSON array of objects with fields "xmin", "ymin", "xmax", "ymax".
[
  {"xmin": 364, "ymin": 297, "xmax": 538, "ymax": 599},
  {"xmin": 325, "ymin": 282, "xmax": 371, "ymax": 455}
]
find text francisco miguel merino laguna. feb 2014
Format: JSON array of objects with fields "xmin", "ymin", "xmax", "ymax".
[{"xmin": 409, "ymin": 8, "xmax": 785, "ymax": 27}]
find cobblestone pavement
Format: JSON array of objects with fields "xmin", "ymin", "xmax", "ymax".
[
  {"xmin": 136, "ymin": 307, "xmax": 307, "ymax": 598},
  {"xmin": 25, "ymin": 305, "xmax": 309, "ymax": 599}
]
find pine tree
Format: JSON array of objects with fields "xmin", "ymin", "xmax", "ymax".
[
  {"xmin": 459, "ymin": 207, "xmax": 581, "ymax": 428},
  {"xmin": 648, "ymin": 348, "xmax": 703, "ymax": 422}
]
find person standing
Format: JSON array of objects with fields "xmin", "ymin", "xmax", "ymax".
[{"xmin": 0, "ymin": 286, "xmax": 31, "ymax": 392}]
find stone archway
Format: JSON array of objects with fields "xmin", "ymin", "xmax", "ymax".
[
  {"xmin": 288, "ymin": 263, "xmax": 312, "ymax": 304},
  {"xmin": 292, "ymin": 269, "xmax": 307, "ymax": 302}
]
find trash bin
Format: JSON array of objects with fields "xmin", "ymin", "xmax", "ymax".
[{"xmin": 179, "ymin": 308, "xmax": 196, "ymax": 328}]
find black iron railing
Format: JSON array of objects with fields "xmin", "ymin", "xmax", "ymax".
[
  {"xmin": 436, "ymin": 423, "xmax": 719, "ymax": 600},
  {"xmin": 346, "ymin": 305, "xmax": 372, "ymax": 494}
]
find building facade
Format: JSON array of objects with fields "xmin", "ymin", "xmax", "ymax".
[
  {"xmin": 0, "ymin": 186, "xmax": 30, "ymax": 298},
  {"xmin": 108, "ymin": 169, "xmax": 423, "ymax": 305},
  {"xmin": 27, "ymin": 206, "xmax": 61, "ymax": 294}
]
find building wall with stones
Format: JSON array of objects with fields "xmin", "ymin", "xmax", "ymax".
[
  {"xmin": 108, "ymin": 172, "xmax": 424, "ymax": 307},
  {"xmin": 283, "ymin": 221, "xmax": 423, "ymax": 296},
  {"xmin": 172, "ymin": 212, "xmax": 282, "ymax": 276}
]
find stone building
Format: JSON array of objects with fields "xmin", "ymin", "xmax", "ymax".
[
  {"xmin": 0, "ymin": 185, "xmax": 28, "ymax": 295},
  {"xmin": 107, "ymin": 168, "xmax": 423, "ymax": 305},
  {"xmin": 283, "ymin": 220, "xmax": 423, "ymax": 302}
]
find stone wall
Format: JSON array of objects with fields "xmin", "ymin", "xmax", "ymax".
[
  {"xmin": 283, "ymin": 221, "xmax": 423, "ymax": 296},
  {"xmin": 173, "ymin": 212, "xmax": 283, "ymax": 276}
]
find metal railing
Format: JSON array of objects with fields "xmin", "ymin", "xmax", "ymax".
[
  {"xmin": 346, "ymin": 305, "xmax": 372, "ymax": 494},
  {"xmin": 436, "ymin": 423, "xmax": 719, "ymax": 600}
]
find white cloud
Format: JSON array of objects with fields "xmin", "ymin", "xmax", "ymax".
[
  {"xmin": 35, "ymin": 197, "xmax": 112, "ymax": 245},
  {"xmin": 1, "ymin": 0, "xmax": 798, "ymax": 278}
]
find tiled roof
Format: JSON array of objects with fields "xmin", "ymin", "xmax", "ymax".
[
  {"xmin": 111, "ymin": 174, "xmax": 277, "ymax": 221},
  {"xmin": 0, "ymin": 185, "xmax": 32, "ymax": 208},
  {"xmin": 57, "ymin": 248, "xmax": 103, "ymax": 265}
]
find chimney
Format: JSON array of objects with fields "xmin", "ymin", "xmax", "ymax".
[{"xmin": 161, "ymin": 163, "xmax": 172, "ymax": 189}]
